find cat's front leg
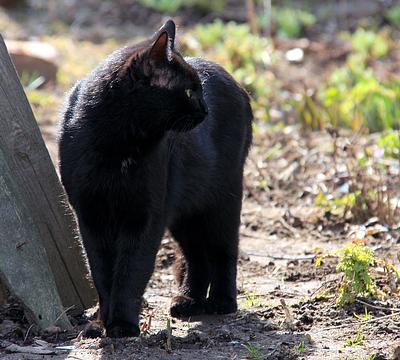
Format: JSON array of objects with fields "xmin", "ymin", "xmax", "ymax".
[{"xmin": 106, "ymin": 223, "xmax": 164, "ymax": 338}]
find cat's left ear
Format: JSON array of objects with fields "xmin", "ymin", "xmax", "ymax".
[{"xmin": 149, "ymin": 19, "xmax": 176, "ymax": 63}]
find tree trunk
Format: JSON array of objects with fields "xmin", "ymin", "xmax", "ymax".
[{"xmin": 0, "ymin": 35, "xmax": 96, "ymax": 329}]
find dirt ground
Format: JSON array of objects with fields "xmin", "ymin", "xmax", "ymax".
[
  {"xmin": 1, "ymin": 1, "xmax": 400, "ymax": 359},
  {"xmin": 1, "ymin": 128, "xmax": 399, "ymax": 360}
]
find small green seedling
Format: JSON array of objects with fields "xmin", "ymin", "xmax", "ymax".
[
  {"xmin": 354, "ymin": 307, "xmax": 371, "ymax": 321},
  {"xmin": 296, "ymin": 340, "xmax": 307, "ymax": 353},
  {"xmin": 241, "ymin": 290, "xmax": 264, "ymax": 309},
  {"xmin": 243, "ymin": 342, "xmax": 264, "ymax": 360},
  {"xmin": 342, "ymin": 328, "xmax": 364, "ymax": 347}
]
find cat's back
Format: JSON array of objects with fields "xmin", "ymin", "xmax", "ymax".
[
  {"xmin": 166, "ymin": 57, "xmax": 252, "ymax": 221},
  {"xmin": 185, "ymin": 57, "xmax": 252, "ymax": 166},
  {"xmin": 185, "ymin": 57, "xmax": 252, "ymax": 154}
]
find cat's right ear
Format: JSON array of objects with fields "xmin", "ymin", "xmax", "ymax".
[{"xmin": 149, "ymin": 20, "xmax": 176, "ymax": 64}]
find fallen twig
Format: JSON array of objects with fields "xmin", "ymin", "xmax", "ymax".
[
  {"xmin": 356, "ymin": 299, "xmax": 400, "ymax": 312},
  {"xmin": 280, "ymin": 299, "xmax": 296, "ymax": 331},
  {"xmin": 23, "ymin": 324, "xmax": 34, "ymax": 344},
  {"xmin": 246, "ymin": 251, "xmax": 315, "ymax": 261},
  {"xmin": 54, "ymin": 304, "xmax": 75, "ymax": 324},
  {"xmin": 312, "ymin": 311, "xmax": 400, "ymax": 332},
  {"xmin": 166, "ymin": 318, "xmax": 172, "ymax": 353}
]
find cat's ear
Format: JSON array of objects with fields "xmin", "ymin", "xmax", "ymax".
[{"xmin": 149, "ymin": 20, "xmax": 176, "ymax": 63}]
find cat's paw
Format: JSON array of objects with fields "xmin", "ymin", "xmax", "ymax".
[
  {"xmin": 106, "ymin": 321, "xmax": 140, "ymax": 338},
  {"xmin": 170, "ymin": 295, "xmax": 205, "ymax": 318},
  {"xmin": 205, "ymin": 297, "xmax": 237, "ymax": 315},
  {"xmin": 83, "ymin": 320, "xmax": 104, "ymax": 338}
]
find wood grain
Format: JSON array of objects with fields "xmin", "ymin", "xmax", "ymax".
[{"xmin": 0, "ymin": 35, "xmax": 96, "ymax": 327}]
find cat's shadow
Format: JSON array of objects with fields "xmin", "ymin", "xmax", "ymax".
[{"xmin": 142, "ymin": 309, "xmax": 314, "ymax": 358}]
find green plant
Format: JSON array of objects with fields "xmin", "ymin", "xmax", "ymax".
[
  {"xmin": 138, "ymin": 0, "xmax": 225, "ymax": 13},
  {"xmin": 241, "ymin": 290, "xmax": 265, "ymax": 309},
  {"xmin": 354, "ymin": 307, "xmax": 371, "ymax": 321},
  {"xmin": 385, "ymin": 5, "xmax": 400, "ymax": 27},
  {"xmin": 20, "ymin": 70, "xmax": 43, "ymax": 90},
  {"xmin": 320, "ymin": 63, "xmax": 400, "ymax": 131},
  {"xmin": 377, "ymin": 131, "xmax": 400, "ymax": 158},
  {"xmin": 258, "ymin": 7, "xmax": 316, "ymax": 38},
  {"xmin": 296, "ymin": 340, "xmax": 307, "ymax": 353},
  {"xmin": 315, "ymin": 191, "xmax": 360, "ymax": 211},
  {"xmin": 244, "ymin": 342, "xmax": 263, "ymax": 360},
  {"xmin": 295, "ymin": 27, "xmax": 399, "ymax": 132},
  {"xmin": 342, "ymin": 328, "xmax": 364, "ymax": 347},
  {"xmin": 183, "ymin": 20, "xmax": 274, "ymax": 121},
  {"xmin": 336, "ymin": 243, "xmax": 377, "ymax": 306},
  {"xmin": 343, "ymin": 28, "xmax": 390, "ymax": 58}
]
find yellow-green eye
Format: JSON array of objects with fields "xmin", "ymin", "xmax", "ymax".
[{"xmin": 185, "ymin": 89, "xmax": 193, "ymax": 98}]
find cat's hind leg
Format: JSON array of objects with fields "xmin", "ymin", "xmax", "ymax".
[
  {"xmin": 169, "ymin": 216, "xmax": 212, "ymax": 318},
  {"xmin": 203, "ymin": 195, "xmax": 241, "ymax": 315}
]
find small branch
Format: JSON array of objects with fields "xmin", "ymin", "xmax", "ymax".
[
  {"xmin": 312, "ymin": 311, "xmax": 400, "ymax": 332},
  {"xmin": 166, "ymin": 318, "xmax": 172, "ymax": 353},
  {"xmin": 246, "ymin": 251, "xmax": 315, "ymax": 261},
  {"xmin": 23, "ymin": 324, "xmax": 34, "ymax": 344},
  {"xmin": 54, "ymin": 305, "xmax": 75, "ymax": 324},
  {"xmin": 280, "ymin": 299, "xmax": 296, "ymax": 331},
  {"xmin": 356, "ymin": 299, "xmax": 400, "ymax": 312}
]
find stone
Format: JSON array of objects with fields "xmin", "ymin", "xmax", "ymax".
[{"xmin": 5, "ymin": 40, "xmax": 59, "ymax": 86}]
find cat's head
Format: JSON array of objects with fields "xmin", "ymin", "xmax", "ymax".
[{"xmin": 87, "ymin": 20, "xmax": 208, "ymax": 136}]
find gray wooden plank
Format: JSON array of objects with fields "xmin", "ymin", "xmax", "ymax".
[
  {"xmin": 0, "ymin": 34, "xmax": 96, "ymax": 314},
  {"xmin": 0, "ymin": 148, "xmax": 71, "ymax": 329}
]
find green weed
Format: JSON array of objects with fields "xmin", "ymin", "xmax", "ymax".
[
  {"xmin": 342, "ymin": 28, "xmax": 390, "ymax": 58},
  {"xmin": 377, "ymin": 131, "xmax": 400, "ymax": 158},
  {"xmin": 138, "ymin": 0, "xmax": 225, "ymax": 13},
  {"xmin": 258, "ymin": 7, "xmax": 316, "ymax": 38},
  {"xmin": 385, "ymin": 5, "xmax": 400, "ymax": 27},
  {"xmin": 353, "ymin": 307, "xmax": 371, "ymax": 321},
  {"xmin": 244, "ymin": 342, "xmax": 264, "ymax": 360},
  {"xmin": 183, "ymin": 20, "xmax": 274, "ymax": 121},
  {"xmin": 296, "ymin": 27, "xmax": 399, "ymax": 132},
  {"xmin": 336, "ymin": 243, "xmax": 377, "ymax": 306},
  {"xmin": 273, "ymin": 7, "xmax": 315, "ymax": 38},
  {"xmin": 342, "ymin": 328, "xmax": 364, "ymax": 347},
  {"xmin": 315, "ymin": 191, "xmax": 360, "ymax": 211},
  {"xmin": 296, "ymin": 340, "xmax": 307, "ymax": 353}
]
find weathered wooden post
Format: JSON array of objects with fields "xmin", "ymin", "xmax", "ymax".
[{"xmin": 0, "ymin": 34, "xmax": 96, "ymax": 329}]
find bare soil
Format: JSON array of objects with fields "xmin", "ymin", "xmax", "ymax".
[{"xmin": 1, "ymin": 128, "xmax": 399, "ymax": 360}]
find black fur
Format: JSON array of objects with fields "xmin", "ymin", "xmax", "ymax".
[{"xmin": 59, "ymin": 20, "xmax": 252, "ymax": 338}]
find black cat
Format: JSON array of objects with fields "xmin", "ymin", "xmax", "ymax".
[{"xmin": 59, "ymin": 20, "xmax": 252, "ymax": 338}]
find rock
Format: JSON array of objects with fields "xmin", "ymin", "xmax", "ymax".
[
  {"xmin": 285, "ymin": 48, "xmax": 304, "ymax": 63},
  {"xmin": 4, "ymin": 40, "xmax": 59, "ymax": 87},
  {"xmin": 43, "ymin": 325, "xmax": 61, "ymax": 335}
]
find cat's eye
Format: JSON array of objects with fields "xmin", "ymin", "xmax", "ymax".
[{"xmin": 185, "ymin": 89, "xmax": 193, "ymax": 98}]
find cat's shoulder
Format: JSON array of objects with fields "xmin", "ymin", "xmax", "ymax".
[
  {"xmin": 184, "ymin": 57, "xmax": 229, "ymax": 79},
  {"xmin": 184, "ymin": 57, "xmax": 250, "ymax": 103}
]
